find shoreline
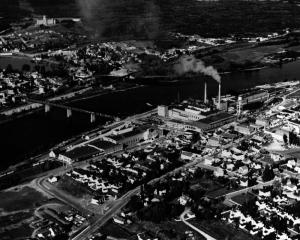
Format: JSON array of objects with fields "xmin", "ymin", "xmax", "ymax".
[
  {"xmin": 0, "ymin": 84, "xmax": 144, "ymax": 173},
  {"xmin": 0, "ymin": 84, "xmax": 143, "ymax": 125}
]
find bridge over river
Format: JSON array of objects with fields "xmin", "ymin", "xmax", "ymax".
[{"xmin": 27, "ymin": 98, "xmax": 118, "ymax": 123}]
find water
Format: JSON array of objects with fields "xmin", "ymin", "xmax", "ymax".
[{"xmin": 1, "ymin": 60, "xmax": 300, "ymax": 171}]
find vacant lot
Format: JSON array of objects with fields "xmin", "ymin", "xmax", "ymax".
[
  {"xmin": 189, "ymin": 219, "xmax": 258, "ymax": 240},
  {"xmin": 231, "ymin": 192, "xmax": 256, "ymax": 205},
  {"xmin": 0, "ymin": 186, "xmax": 48, "ymax": 240},
  {"xmin": 0, "ymin": 186, "xmax": 46, "ymax": 212}
]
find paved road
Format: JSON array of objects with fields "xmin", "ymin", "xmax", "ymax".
[
  {"xmin": 38, "ymin": 158, "xmax": 199, "ymax": 240},
  {"xmin": 180, "ymin": 210, "xmax": 216, "ymax": 240}
]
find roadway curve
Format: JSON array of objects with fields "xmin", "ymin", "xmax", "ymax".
[{"xmin": 180, "ymin": 210, "xmax": 216, "ymax": 240}]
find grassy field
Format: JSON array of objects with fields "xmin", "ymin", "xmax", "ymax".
[
  {"xmin": 0, "ymin": 186, "xmax": 46, "ymax": 212},
  {"xmin": 0, "ymin": 186, "xmax": 48, "ymax": 240},
  {"xmin": 189, "ymin": 219, "xmax": 258, "ymax": 240},
  {"xmin": 220, "ymin": 45, "xmax": 285, "ymax": 63},
  {"xmin": 231, "ymin": 192, "xmax": 256, "ymax": 206},
  {"xmin": 100, "ymin": 220, "xmax": 134, "ymax": 239}
]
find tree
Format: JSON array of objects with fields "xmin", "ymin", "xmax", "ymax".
[
  {"xmin": 283, "ymin": 134, "xmax": 288, "ymax": 144},
  {"xmin": 262, "ymin": 165, "xmax": 275, "ymax": 182},
  {"xmin": 22, "ymin": 64, "xmax": 31, "ymax": 72},
  {"xmin": 5, "ymin": 64, "xmax": 13, "ymax": 73}
]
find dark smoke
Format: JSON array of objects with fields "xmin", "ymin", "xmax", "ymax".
[
  {"xmin": 174, "ymin": 55, "xmax": 221, "ymax": 83},
  {"xmin": 76, "ymin": 0, "xmax": 161, "ymax": 40}
]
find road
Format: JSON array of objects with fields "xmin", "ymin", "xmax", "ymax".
[
  {"xmin": 180, "ymin": 210, "xmax": 216, "ymax": 240},
  {"xmin": 36, "ymin": 154, "xmax": 199, "ymax": 240}
]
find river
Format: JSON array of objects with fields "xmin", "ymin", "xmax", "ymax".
[{"xmin": 1, "ymin": 61, "xmax": 300, "ymax": 171}]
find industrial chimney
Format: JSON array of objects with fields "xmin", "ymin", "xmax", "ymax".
[
  {"xmin": 204, "ymin": 81, "xmax": 207, "ymax": 104},
  {"xmin": 218, "ymin": 83, "xmax": 221, "ymax": 110}
]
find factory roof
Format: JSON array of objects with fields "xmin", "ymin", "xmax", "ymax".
[
  {"xmin": 63, "ymin": 145, "xmax": 100, "ymax": 160},
  {"xmin": 109, "ymin": 127, "xmax": 147, "ymax": 142},
  {"xmin": 189, "ymin": 112, "xmax": 235, "ymax": 130},
  {"xmin": 89, "ymin": 140, "xmax": 119, "ymax": 150},
  {"xmin": 197, "ymin": 112, "xmax": 235, "ymax": 124}
]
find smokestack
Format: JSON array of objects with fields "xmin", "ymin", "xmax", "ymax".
[
  {"xmin": 218, "ymin": 83, "xmax": 221, "ymax": 110},
  {"xmin": 204, "ymin": 81, "xmax": 207, "ymax": 104}
]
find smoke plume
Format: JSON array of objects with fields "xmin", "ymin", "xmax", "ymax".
[
  {"xmin": 76, "ymin": 0, "xmax": 161, "ymax": 40},
  {"xmin": 174, "ymin": 55, "xmax": 221, "ymax": 83}
]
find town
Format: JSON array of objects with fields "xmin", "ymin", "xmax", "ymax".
[
  {"xmin": 3, "ymin": 75, "xmax": 300, "ymax": 239},
  {"xmin": 3, "ymin": 5, "xmax": 300, "ymax": 240}
]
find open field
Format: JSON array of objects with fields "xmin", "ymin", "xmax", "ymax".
[
  {"xmin": 0, "ymin": 186, "xmax": 48, "ymax": 240},
  {"xmin": 101, "ymin": 219, "xmax": 206, "ymax": 240},
  {"xmin": 220, "ymin": 45, "xmax": 285, "ymax": 63},
  {"xmin": 189, "ymin": 219, "xmax": 258, "ymax": 240},
  {"xmin": 231, "ymin": 192, "xmax": 256, "ymax": 206},
  {"xmin": 100, "ymin": 220, "xmax": 134, "ymax": 239},
  {"xmin": 0, "ymin": 186, "xmax": 47, "ymax": 212}
]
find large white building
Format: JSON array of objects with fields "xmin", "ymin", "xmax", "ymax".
[
  {"xmin": 158, "ymin": 105, "xmax": 212, "ymax": 122},
  {"xmin": 36, "ymin": 16, "xmax": 56, "ymax": 26}
]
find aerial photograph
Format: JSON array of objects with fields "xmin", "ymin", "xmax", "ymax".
[{"xmin": 4, "ymin": 0, "xmax": 300, "ymax": 240}]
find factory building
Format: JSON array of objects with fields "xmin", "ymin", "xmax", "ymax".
[
  {"xmin": 190, "ymin": 112, "xmax": 236, "ymax": 131},
  {"xmin": 158, "ymin": 104, "xmax": 217, "ymax": 122},
  {"xmin": 164, "ymin": 112, "xmax": 235, "ymax": 132},
  {"xmin": 236, "ymin": 90, "xmax": 269, "ymax": 114},
  {"xmin": 103, "ymin": 126, "xmax": 158, "ymax": 148}
]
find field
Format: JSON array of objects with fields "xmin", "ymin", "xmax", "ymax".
[
  {"xmin": 0, "ymin": 186, "xmax": 46, "ymax": 212},
  {"xmin": 100, "ymin": 220, "xmax": 134, "ymax": 239},
  {"xmin": 0, "ymin": 186, "xmax": 48, "ymax": 240},
  {"xmin": 220, "ymin": 45, "xmax": 284, "ymax": 64},
  {"xmin": 189, "ymin": 219, "xmax": 258, "ymax": 240},
  {"xmin": 231, "ymin": 192, "xmax": 256, "ymax": 206},
  {"xmin": 102, "ymin": 220, "xmax": 206, "ymax": 240}
]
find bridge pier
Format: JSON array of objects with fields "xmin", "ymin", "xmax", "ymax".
[
  {"xmin": 45, "ymin": 104, "xmax": 50, "ymax": 113},
  {"xmin": 90, "ymin": 113, "xmax": 96, "ymax": 123},
  {"xmin": 67, "ymin": 108, "xmax": 72, "ymax": 118}
]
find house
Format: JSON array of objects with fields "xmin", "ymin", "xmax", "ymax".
[
  {"xmin": 238, "ymin": 166, "xmax": 249, "ymax": 175},
  {"xmin": 234, "ymin": 124, "xmax": 255, "ymax": 135},
  {"xmin": 214, "ymin": 168, "xmax": 224, "ymax": 177},
  {"xmin": 91, "ymin": 199, "xmax": 99, "ymax": 205},
  {"xmin": 181, "ymin": 151, "xmax": 193, "ymax": 161},
  {"xmin": 113, "ymin": 216, "xmax": 125, "ymax": 225},
  {"xmin": 178, "ymin": 195, "xmax": 190, "ymax": 206},
  {"xmin": 233, "ymin": 153, "xmax": 245, "ymax": 161},
  {"xmin": 48, "ymin": 176, "xmax": 58, "ymax": 183},
  {"xmin": 270, "ymin": 153, "xmax": 282, "ymax": 162},
  {"xmin": 258, "ymin": 189, "xmax": 271, "ymax": 198},
  {"xmin": 203, "ymin": 156, "xmax": 214, "ymax": 165},
  {"xmin": 240, "ymin": 178, "xmax": 248, "ymax": 187},
  {"xmin": 49, "ymin": 151, "xmax": 56, "ymax": 158},
  {"xmin": 207, "ymin": 136, "xmax": 220, "ymax": 147},
  {"xmin": 226, "ymin": 163, "xmax": 235, "ymax": 171},
  {"xmin": 221, "ymin": 149, "xmax": 232, "ymax": 158}
]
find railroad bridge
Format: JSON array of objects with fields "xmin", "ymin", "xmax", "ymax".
[{"xmin": 27, "ymin": 98, "xmax": 117, "ymax": 123}]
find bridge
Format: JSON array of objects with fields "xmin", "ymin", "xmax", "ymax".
[{"xmin": 27, "ymin": 98, "xmax": 117, "ymax": 123}]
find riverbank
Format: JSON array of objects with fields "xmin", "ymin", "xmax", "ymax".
[
  {"xmin": 0, "ymin": 84, "xmax": 142, "ymax": 125},
  {"xmin": 2, "ymin": 59, "xmax": 300, "ymax": 172}
]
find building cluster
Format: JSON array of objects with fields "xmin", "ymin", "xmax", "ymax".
[
  {"xmin": 0, "ymin": 28, "xmax": 82, "ymax": 53},
  {"xmin": 33, "ymin": 207, "xmax": 87, "ymax": 240},
  {"xmin": 55, "ymin": 142, "xmax": 182, "ymax": 207},
  {"xmin": 225, "ymin": 176, "xmax": 300, "ymax": 240},
  {"xmin": 0, "ymin": 71, "xmax": 64, "ymax": 109},
  {"xmin": 55, "ymin": 123, "xmax": 159, "ymax": 165}
]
